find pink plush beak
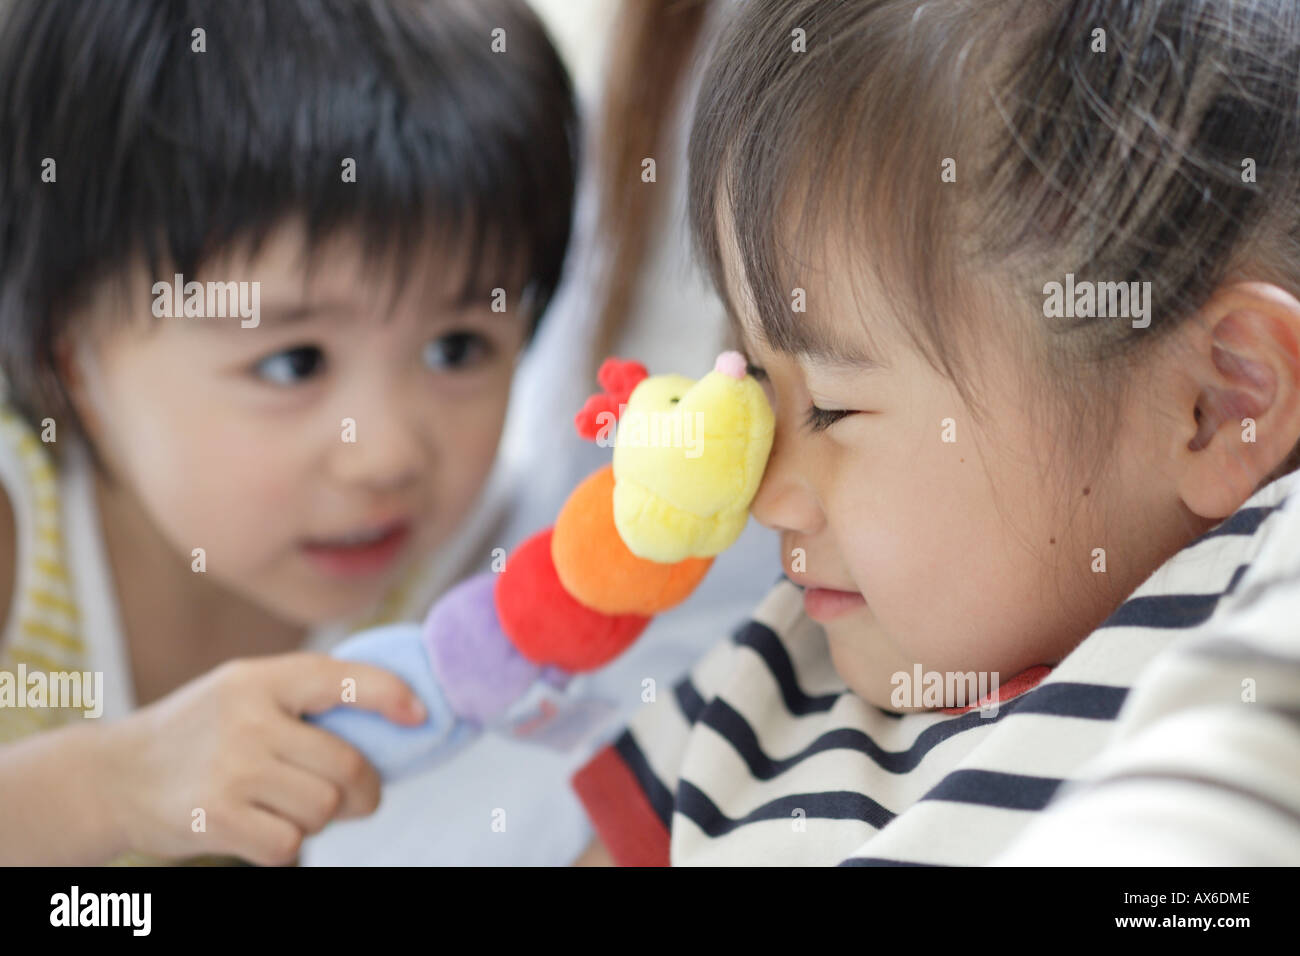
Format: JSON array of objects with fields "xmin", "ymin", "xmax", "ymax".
[{"xmin": 714, "ymin": 350, "xmax": 747, "ymax": 380}]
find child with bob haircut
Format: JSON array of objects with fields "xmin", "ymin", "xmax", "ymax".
[
  {"xmin": 0, "ymin": 0, "xmax": 576, "ymax": 865},
  {"xmin": 572, "ymin": 0, "xmax": 1300, "ymax": 866}
]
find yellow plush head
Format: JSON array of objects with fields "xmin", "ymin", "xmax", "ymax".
[{"xmin": 612, "ymin": 351, "xmax": 774, "ymax": 562}]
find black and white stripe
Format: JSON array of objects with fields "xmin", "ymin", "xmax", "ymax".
[
  {"xmin": 610, "ymin": 475, "xmax": 1295, "ymax": 865},
  {"xmin": 993, "ymin": 489, "xmax": 1300, "ymax": 865}
]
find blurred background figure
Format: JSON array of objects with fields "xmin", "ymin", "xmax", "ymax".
[{"xmin": 302, "ymin": 0, "xmax": 780, "ymax": 866}]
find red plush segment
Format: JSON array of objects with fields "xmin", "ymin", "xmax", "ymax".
[
  {"xmin": 596, "ymin": 357, "xmax": 648, "ymax": 406},
  {"xmin": 495, "ymin": 528, "xmax": 650, "ymax": 672}
]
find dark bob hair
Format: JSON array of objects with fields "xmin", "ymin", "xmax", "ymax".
[{"xmin": 0, "ymin": 0, "xmax": 578, "ymax": 432}]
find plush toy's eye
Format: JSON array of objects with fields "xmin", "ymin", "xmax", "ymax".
[{"xmin": 669, "ymin": 396, "xmax": 680, "ymax": 404}]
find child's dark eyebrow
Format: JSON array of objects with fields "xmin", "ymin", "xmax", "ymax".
[
  {"xmin": 255, "ymin": 295, "xmax": 514, "ymax": 331},
  {"xmin": 255, "ymin": 301, "xmax": 358, "ymax": 328}
]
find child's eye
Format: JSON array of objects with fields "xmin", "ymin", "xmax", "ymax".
[
  {"xmin": 254, "ymin": 345, "xmax": 324, "ymax": 385},
  {"xmin": 804, "ymin": 404, "xmax": 852, "ymax": 432},
  {"xmin": 745, "ymin": 362, "xmax": 768, "ymax": 381},
  {"xmin": 424, "ymin": 331, "xmax": 492, "ymax": 371}
]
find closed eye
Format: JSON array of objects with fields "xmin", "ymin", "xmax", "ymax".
[
  {"xmin": 804, "ymin": 404, "xmax": 852, "ymax": 432},
  {"xmin": 748, "ymin": 361, "xmax": 853, "ymax": 431}
]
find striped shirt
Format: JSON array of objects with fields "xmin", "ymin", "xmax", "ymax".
[
  {"xmin": 992, "ymin": 484, "xmax": 1300, "ymax": 865},
  {"xmin": 572, "ymin": 470, "xmax": 1298, "ymax": 866},
  {"xmin": 0, "ymin": 405, "xmax": 87, "ymax": 745}
]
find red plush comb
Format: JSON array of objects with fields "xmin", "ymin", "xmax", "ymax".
[
  {"xmin": 574, "ymin": 358, "xmax": 648, "ymax": 441},
  {"xmin": 597, "ymin": 358, "xmax": 648, "ymax": 405},
  {"xmin": 574, "ymin": 393, "xmax": 621, "ymax": 441}
]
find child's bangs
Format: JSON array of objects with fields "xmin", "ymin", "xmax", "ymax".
[
  {"xmin": 699, "ymin": 125, "xmax": 943, "ymax": 368},
  {"xmin": 2, "ymin": 0, "xmax": 577, "ymax": 335},
  {"xmin": 689, "ymin": 0, "xmax": 1004, "ymax": 384},
  {"xmin": 150, "ymin": 0, "xmax": 576, "ymax": 325}
]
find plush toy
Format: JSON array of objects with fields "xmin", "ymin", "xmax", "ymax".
[{"xmin": 308, "ymin": 352, "xmax": 774, "ymax": 780}]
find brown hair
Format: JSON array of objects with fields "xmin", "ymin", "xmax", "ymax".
[
  {"xmin": 591, "ymin": 0, "xmax": 711, "ymax": 371},
  {"xmin": 689, "ymin": 0, "xmax": 1300, "ymax": 461}
]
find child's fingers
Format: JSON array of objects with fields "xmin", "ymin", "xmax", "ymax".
[
  {"xmin": 248, "ymin": 760, "xmax": 346, "ymax": 837},
  {"xmin": 262, "ymin": 653, "xmax": 426, "ymax": 725},
  {"xmin": 268, "ymin": 719, "xmax": 383, "ymax": 819},
  {"xmin": 225, "ymin": 806, "xmax": 306, "ymax": 868}
]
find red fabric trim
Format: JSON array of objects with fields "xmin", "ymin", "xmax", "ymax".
[
  {"xmin": 939, "ymin": 664, "xmax": 1053, "ymax": 715},
  {"xmin": 571, "ymin": 745, "xmax": 671, "ymax": 867}
]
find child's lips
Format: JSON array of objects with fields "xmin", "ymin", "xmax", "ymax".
[
  {"xmin": 300, "ymin": 520, "xmax": 413, "ymax": 579},
  {"xmin": 802, "ymin": 586, "xmax": 867, "ymax": 623}
]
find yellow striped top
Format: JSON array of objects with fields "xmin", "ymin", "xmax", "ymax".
[
  {"xmin": 0, "ymin": 406, "xmax": 85, "ymax": 744},
  {"xmin": 0, "ymin": 405, "xmax": 431, "ymax": 865}
]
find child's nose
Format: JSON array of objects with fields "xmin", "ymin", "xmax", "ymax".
[
  {"xmin": 327, "ymin": 400, "xmax": 426, "ymax": 493},
  {"xmin": 749, "ymin": 425, "xmax": 824, "ymax": 536}
]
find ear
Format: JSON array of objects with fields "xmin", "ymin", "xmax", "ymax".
[
  {"xmin": 52, "ymin": 335, "xmax": 101, "ymax": 440},
  {"xmin": 1173, "ymin": 281, "xmax": 1300, "ymax": 520}
]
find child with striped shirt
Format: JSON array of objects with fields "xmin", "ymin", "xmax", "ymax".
[{"xmin": 572, "ymin": 0, "xmax": 1300, "ymax": 865}]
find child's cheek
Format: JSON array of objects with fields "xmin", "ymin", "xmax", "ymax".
[
  {"xmin": 438, "ymin": 382, "xmax": 511, "ymax": 477},
  {"xmin": 150, "ymin": 415, "xmax": 304, "ymax": 561}
]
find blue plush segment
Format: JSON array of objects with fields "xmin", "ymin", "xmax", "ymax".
[{"xmin": 307, "ymin": 623, "xmax": 479, "ymax": 782}]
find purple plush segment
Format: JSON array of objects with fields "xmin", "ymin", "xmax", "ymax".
[
  {"xmin": 422, "ymin": 573, "xmax": 542, "ymax": 725},
  {"xmin": 308, "ymin": 623, "xmax": 475, "ymax": 783}
]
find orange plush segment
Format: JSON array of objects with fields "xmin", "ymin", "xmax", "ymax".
[
  {"xmin": 552, "ymin": 465, "xmax": 713, "ymax": 616},
  {"xmin": 495, "ymin": 528, "xmax": 649, "ymax": 672}
]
